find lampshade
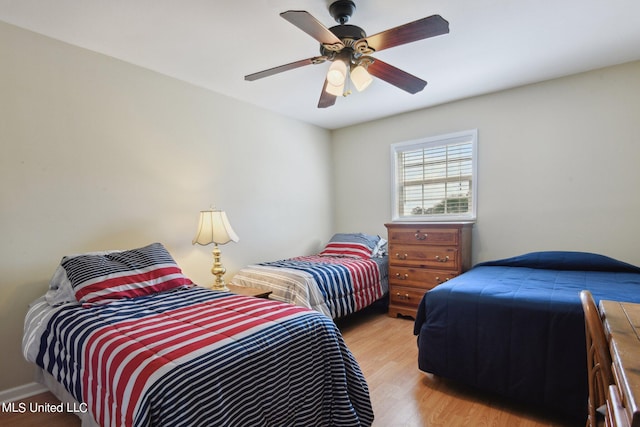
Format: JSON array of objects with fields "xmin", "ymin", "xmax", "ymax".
[
  {"xmin": 192, "ymin": 209, "xmax": 239, "ymax": 246},
  {"xmin": 350, "ymin": 64, "xmax": 373, "ymax": 92},
  {"xmin": 326, "ymin": 59, "xmax": 347, "ymax": 86}
]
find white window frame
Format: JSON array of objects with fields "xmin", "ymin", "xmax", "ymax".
[{"xmin": 390, "ymin": 129, "xmax": 478, "ymax": 222}]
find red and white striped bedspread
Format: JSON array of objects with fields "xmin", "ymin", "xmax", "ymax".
[
  {"xmin": 231, "ymin": 255, "xmax": 388, "ymax": 319},
  {"xmin": 23, "ymin": 286, "xmax": 374, "ymax": 426}
]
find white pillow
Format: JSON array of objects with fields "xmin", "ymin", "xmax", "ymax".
[{"xmin": 372, "ymin": 237, "xmax": 388, "ymax": 257}]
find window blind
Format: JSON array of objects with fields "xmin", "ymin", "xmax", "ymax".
[{"xmin": 391, "ymin": 130, "xmax": 477, "ymax": 221}]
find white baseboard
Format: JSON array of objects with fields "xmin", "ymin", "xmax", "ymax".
[{"xmin": 0, "ymin": 382, "xmax": 47, "ymax": 402}]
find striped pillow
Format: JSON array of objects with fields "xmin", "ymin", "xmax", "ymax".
[
  {"xmin": 62, "ymin": 242, "xmax": 193, "ymax": 306},
  {"xmin": 319, "ymin": 233, "xmax": 380, "ymax": 260}
]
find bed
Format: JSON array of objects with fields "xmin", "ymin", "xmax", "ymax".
[
  {"xmin": 231, "ymin": 233, "xmax": 389, "ymax": 319},
  {"xmin": 23, "ymin": 242, "xmax": 374, "ymax": 427},
  {"xmin": 413, "ymin": 251, "xmax": 640, "ymax": 422}
]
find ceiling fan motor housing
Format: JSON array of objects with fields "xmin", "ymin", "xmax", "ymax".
[
  {"xmin": 330, "ymin": 0, "xmax": 356, "ymax": 24},
  {"xmin": 324, "ymin": 2, "xmax": 370, "ymax": 59},
  {"xmin": 321, "ymin": 24, "xmax": 367, "ymax": 57},
  {"xmin": 329, "ymin": 24, "xmax": 366, "ymax": 40}
]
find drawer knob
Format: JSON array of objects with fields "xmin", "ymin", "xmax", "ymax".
[
  {"xmin": 396, "ymin": 292, "xmax": 410, "ymax": 300},
  {"xmin": 415, "ymin": 231, "xmax": 427, "ymax": 240},
  {"xmin": 435, "ymin": 277, "xmax": 451, "ymax": 284},
  {"xmin": 435, "ymin": 255, "xmax": 450, "ymax": 263},
  {"xmin": 395, "ymin": 253, "xmax": 408, "ymax": 260},
  {"xmin": 395, "ymin": 273, "xmax": 409, "ymax": 280}
]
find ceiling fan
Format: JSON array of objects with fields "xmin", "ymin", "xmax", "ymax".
[{"xmin": 244, "ymin": 0, "xmax": 449, "ymax": 108}]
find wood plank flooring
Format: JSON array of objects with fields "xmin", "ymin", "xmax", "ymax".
[{"xmin": 2, "ymin": 304, "xmax": 581, "ymax": 426}]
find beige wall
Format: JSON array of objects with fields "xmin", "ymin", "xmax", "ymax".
[
  {"xmin": 3, "ymin": 16, "xmax": 640, "ymax": 394},
  {"xmin": 0, "ymin": 21, "xmax": 333, "ymax": 391},
  {"xmin": 331, "ymin": 60, "xmax": 640, "ymax": 266}
]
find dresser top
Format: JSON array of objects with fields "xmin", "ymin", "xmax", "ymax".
[{"xmin": 385, "ymin": 222, "xmax": 474, "ymax": 229}]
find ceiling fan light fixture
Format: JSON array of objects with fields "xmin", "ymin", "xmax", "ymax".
[
  {"xmin": 350, "ymin": 64, "xmax": 373, "ymax": 92},
  {"xmin": 326, "ymin": 59, "xmax": 347, "ymax": 86},
  {"xmin": 325, "ymin": 79, "xmax": 345, "ymax": 96}
]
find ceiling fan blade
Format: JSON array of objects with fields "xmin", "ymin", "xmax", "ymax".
[
  {"xmin": 245, "ymin": 56, "xmax": 325, "ymax": 81},
  {"xmin": 361, "ymin": 15, "xmax": 449, "ymax": 52},
  {"xmin": 318, "ymin": 79, "xmax": 337, "ymax": 108},
  {"xmin": 367, "ymin": 59, "xmax": 427, "ymax": 94},
  {"xmin": 280, "ymin": 10, "xmax": 344, "ymax": 47}
]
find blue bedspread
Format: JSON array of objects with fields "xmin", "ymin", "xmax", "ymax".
[{"xmin": 414, "ymin": 251, "xmax": 640, "ymax": 422}]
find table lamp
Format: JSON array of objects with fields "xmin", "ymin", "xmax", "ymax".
[{"xmin": 192, "ymin": 209, "xmax": 239, "ymax": 291}]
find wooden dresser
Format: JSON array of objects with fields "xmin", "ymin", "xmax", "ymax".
[{"xmin": 385, "ymin": 222, "xmax": 473, "ymax": 318}]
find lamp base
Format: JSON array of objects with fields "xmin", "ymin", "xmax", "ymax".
[
  {"xmin": 210, "ymin": 244, "xmax": 229, "ymax": 292},
  {"xmin": 209, "ymin": 282, "xmax": 229, "ymax": 292}
]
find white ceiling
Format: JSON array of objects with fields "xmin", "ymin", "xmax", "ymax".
[{"xmin": 1, "ymin": 0, "xmax": 639, "ymax": 130}]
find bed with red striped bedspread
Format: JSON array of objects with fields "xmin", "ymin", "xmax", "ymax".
[
  {"xmin": 231, "ymin": 255, "xmax": 388, "ymax": 319},
  {"xmin": 23, "ymin": 286, "xmax": 374, "ymax": 426}
]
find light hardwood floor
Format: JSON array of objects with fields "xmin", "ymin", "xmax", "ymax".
[{"xmin": 2, "ymin": 305, "xmax": 580, "ymax": 426}]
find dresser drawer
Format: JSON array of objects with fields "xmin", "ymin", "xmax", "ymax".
[
  {"xmin": 388, "ymin": 227, "xmax": 459, "ymax": 246},
  {"xmin": 390, "ymin": 245, "xmax": 459, "ymax": 270},
  {"xmin": 389, "ymin": 266, "xmax": 458, "ymax": 288},
  {"xmin": 389, "ymin": 285, "xmax": 428, "ymax": 309}
]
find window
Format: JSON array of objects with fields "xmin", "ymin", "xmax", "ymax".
[{"xmin": 391, "ymin": 130, "xmax": 477, "ymax": 222}]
